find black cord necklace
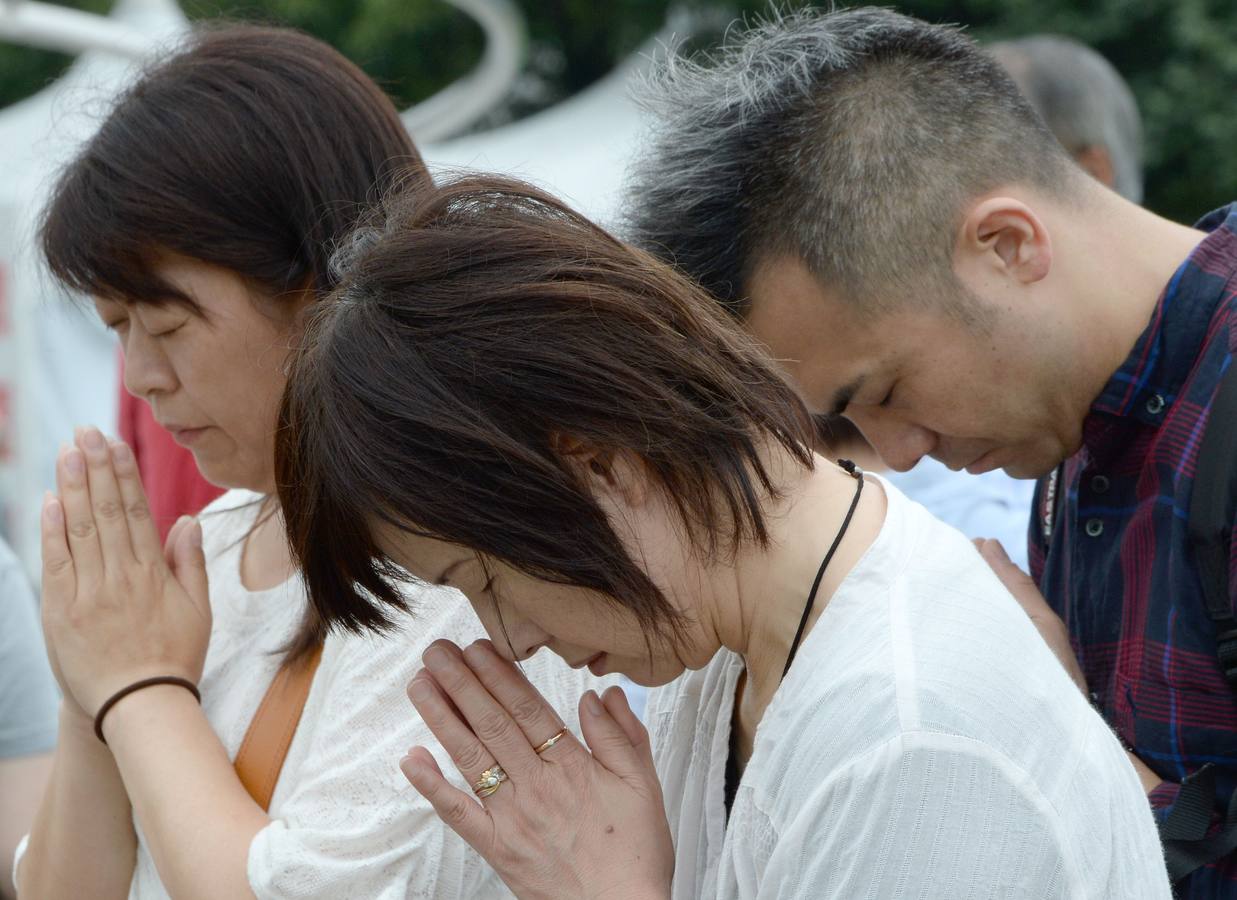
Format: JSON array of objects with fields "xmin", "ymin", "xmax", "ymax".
[{"xmin": 780, "ymin": 459, "xmax": 865, "ymax": 683}]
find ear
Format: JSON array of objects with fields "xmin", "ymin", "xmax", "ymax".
[
  {"xmin": 551, "ymin": 434, "xmax": 651, "ymax": 511},
  {"xmin": 955, "ymin": 197, "xmax": 1053, "ymax": 287},
  {"xmin": 1073, "ymin": 145, "xmax": 1116, "ymax": 191}
]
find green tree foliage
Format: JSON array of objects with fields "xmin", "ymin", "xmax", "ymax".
[
  {"xmin": 0, "ymin": 0, "xmax": 110, "ymax": 109},
  {"xmin": 1, "ymin": 1, "xmax": 1233, "ymax": 220}
]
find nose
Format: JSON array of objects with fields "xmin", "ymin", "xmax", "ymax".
[
  {"xmin": 847, "ymin": 410, "xmax": 937, "ymax": 472},
  {"xmin": 480, "ymin": 616, "xmax": 551, "ymax": 663},
  {"xmin": 121, "ymin": 328, "xmax": 177, "ymax": 400}
]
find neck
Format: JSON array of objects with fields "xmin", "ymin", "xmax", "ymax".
[
  {"xmin": 710, "ymin": 452, "xmax": 884, "ymax": 710},
  {"xmin": 1053, "ymin": 190, "xmax": 1207, "ymax": 413}
]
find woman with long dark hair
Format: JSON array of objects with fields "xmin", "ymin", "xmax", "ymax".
[
  {"xmin": 275, "ymin": 176, "xmax": 1171, "ymax": 899},
  {"xmin": 16, "ymin": 29, "xmax": 598, "ymax": 900}
]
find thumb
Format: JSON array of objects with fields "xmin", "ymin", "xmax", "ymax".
[
  {"xmin": 170, "ymin": 517, "xmax": 209, "ymax": 612},
  {"xmin": 600, "ymin": 685, "xmax": 656, "ymax": 771},
  {"xmin": 578, "ymin": 690, "xmax": 651, "ymax": 784}
]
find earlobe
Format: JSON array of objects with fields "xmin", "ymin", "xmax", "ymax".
[{"xmin": 960, "ymin": 197, "xmax": 1052, "ymax": 286}]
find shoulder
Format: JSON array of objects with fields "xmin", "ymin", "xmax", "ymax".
[{"xmin": 757, "ymin": 728, "xmax": 1166, "ymax": 899}]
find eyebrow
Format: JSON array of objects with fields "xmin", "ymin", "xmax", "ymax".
[{"xmin": 828, "ymin": 375, "xmax": 865, "ymax": 418}]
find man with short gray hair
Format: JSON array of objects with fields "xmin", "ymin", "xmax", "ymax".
[
  {"xmin": 627, "ymin": 7, "xmax": 1237, "ymax": 895},
  {"xmin": 990, "ymin": 34, "xmax": 1144, "ymax": 203}
]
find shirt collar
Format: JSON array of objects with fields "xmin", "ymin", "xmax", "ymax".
[{"xmin": 1089, "ymin": 203, "xmax": 1237, "ymax": 425}]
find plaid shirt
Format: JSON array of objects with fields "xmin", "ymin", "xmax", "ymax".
[{"xmin": 1030, "ymin": 204, "xmax": 1237, "ymax": 897}]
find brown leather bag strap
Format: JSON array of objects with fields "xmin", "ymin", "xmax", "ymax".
[{"xmin": 234, "ymin": 645, "xmax": 323, "ymax": 812}]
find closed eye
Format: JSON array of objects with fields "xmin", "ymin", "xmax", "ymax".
[
  {"xmin": 153, "ymin": 322, "xmax": 187, "ymax": 338},
  {"xmin": 879, "ymin": 384, "xmax": 896, "ymax": 408}
]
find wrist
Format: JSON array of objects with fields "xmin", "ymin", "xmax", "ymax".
[
  {"xmin": 60, "ymin": 698, "xmax": 99, "ymax": 739},
  {"xmin": 100, "ymin": 681, "xmax": 202, "ymax": 746}
]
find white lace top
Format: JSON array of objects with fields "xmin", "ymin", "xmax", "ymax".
[
  {"xmin": 47, "ymin": 489, "xmax": 601, "ymax": 899},
  {"xmin": 645, "ymin": 477, "xmax": 1171, "ymax": 899}
]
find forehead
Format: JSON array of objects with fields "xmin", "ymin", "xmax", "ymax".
[
  {"xmin": 370, "ymin": 519, "xmax": 466, "ymax": 583},
  {"xmin": 742, "ymin": 254, "xmax": 889, "ymax": 412},
  {"xmin": 91, "ymin": 253, "xmax": 246, "ymax": 316}
]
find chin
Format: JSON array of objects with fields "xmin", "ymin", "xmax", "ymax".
[{"xmin": 615, "ymin": 660, "xmax": 688, "ymax": 688}]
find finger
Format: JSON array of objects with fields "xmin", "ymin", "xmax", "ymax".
[
  {"xmin": 408, "ymin": 669, "xmax": 506, "ymax": 790},
  {"xmin": 400, "ymin": 746, "xmax": 495, "ymax": 852},
  {"xmin": 578, "ymin": 690, "xmax": 648, "ymax": 781},
  {"xmin": 164, "ymin": 515, "xmax": 191, "ymax": 570},
  {"xmin": 75, "ymin": 426, "xmax": 135, "ymax": 568},
  {"xmin": 56, "ymin": 442, "xmax": 103, "ymax": 579},
  {"xmin": 169, "ymin": 517, "xmax": 209, "ymax": 613},
  {"xmin": 601, "ymin": 685, "xmax": 654, "ymax": 770},
  {"xmin": 977, "ymin": 539, "xmax": 1049, "ymax": 613},
  {"xmin": 461, "ymin": 640, "xmax": 574, "ymax": 760},
  {"xmin": 40, "ymin": 492, "xmax": 75, "ymax": 602},
  {"xmin": 423, "ymin": 641, "xmax": 540, "ymax": 777},
  {"xmin": 109, "ymin": 439, "xmax": 161, "ymax": 564}
]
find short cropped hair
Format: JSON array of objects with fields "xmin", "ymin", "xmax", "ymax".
[
  {"xmin": 990, "ymin": 35, "xmax": 1144, "ymax": 203},
  {"xmin": 276, "ymin": 176, "xmax": 816, "ymax": 642},
  {"xmin": 625, "ymin": 7, "xmax": 1083, "ymax": 318}
]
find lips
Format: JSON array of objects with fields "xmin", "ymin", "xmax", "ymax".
[
  {"xmin": 569, "ymin": 651, "xmax": 604, "ymax": 670},
  {"xmin": 163, "ymin": 424, "xmax": 210, "ymax": 447},
  {"xmin": 964, "ymin": 450, "xmax": 1001, "ymax": 476}
]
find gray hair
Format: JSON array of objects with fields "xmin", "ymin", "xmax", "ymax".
[
  {"xmin": 990, "ymin": 35, "xmax": 1143, "ymax": 203},
  {"xmin": 624, "ymin": 7, "xmax": 1083, "ymax": 318}
]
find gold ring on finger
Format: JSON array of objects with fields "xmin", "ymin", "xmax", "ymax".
[
  {"xmin": 533, "ymin": 728, "xmax": 569, "ymax": 755},
  {"xmin": 473, "ymin": 764, "xmax": 507, "ymax": 798}
]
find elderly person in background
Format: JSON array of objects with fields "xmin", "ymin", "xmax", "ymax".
[
  {"xmin": 990, "ymin": 34, "xmax": 1144, "ymax": 203},
  {"xmin": 0, "ymin": 535, "xmax": 56, "ymax": 900}
]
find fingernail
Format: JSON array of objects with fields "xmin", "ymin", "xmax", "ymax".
[
  {"xmin": 65, "ymin": 449, "xmax": 85, "ymax": 476},
  {"xmin": 44, "ymin": 496, "xmax": 62, "ymax": 525},
  {"xmin": 190, "ymin": 519, "xmax": 203, "ymax": 548},
  {"xmin": 83, "ymin": 429, "xmax": 105, "ymax": 451},
  {"xmin": 462, "ymin": 642, "xmax": 489, "ymax": 669},
  {"xmin": 409, "ymin": 677, "xmax": 434, "ymax": 703},
  {"xmin": 584, "ymin": 690, "xmax": 605, "ymax": 717},
  {"xmin": 399, "ymin": 757, "xmax": 427, "ymax": 787},
  {"xmin": 424, "ymin": 646, "xmax": 450, "ymax": 672}
]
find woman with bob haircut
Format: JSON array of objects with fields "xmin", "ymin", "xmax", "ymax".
[
  {"xmin": 276, "ymin": 175, "xmax": 1172, "ymax": 899},
  {"xmin": 16, "ymin": 27, "xmax": 599, "ymax": 900}
]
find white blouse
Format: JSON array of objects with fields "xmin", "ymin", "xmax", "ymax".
[
  {"xmin": 39, "ymin": 489, "xmax": 602, "ymax": 899},
  {"xmin": 646, "ymin": 477, "xmax": 1171, "ymax": 899}
]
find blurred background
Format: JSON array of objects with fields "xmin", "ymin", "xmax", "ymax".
[{"xmin": 0, "ymin": 0, "xmax": 1235, "ymax": 579}]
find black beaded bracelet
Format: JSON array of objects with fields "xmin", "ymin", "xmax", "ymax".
[{"xmin": 93, "ymin": 676, "xmax": 202, "ymax": 744}]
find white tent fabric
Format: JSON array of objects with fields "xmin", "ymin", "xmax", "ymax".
[
  {"xmin": 425, "ymin": 49, "xmax": 650, "ymax": 230},
  {"xmin": 0, "ymin": 0, "xmax": 185, "ymax": 578}
]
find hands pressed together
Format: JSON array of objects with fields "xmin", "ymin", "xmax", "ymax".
[
  {"xmin": 40, "ymin": 427, "xmax": 211, "ymax": 734},
  {"xmin": 400, "ymin": 639, "xmax": 675, "ymax": 900}
]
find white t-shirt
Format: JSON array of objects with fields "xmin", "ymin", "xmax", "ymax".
[
  {"xmin": 645, "ymin": 477, "xmax": 1170, "ymax": 899},
  {"xmin": 115, "ymin": 490, "xmax": 600, "ymax": 899}
]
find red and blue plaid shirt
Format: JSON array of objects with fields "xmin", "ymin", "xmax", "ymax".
[{"xmin": 1030, "ymin": 204, "xmax": 1237, "ymax": 897}]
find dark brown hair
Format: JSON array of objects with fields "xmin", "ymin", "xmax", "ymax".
[
  {"xmin": 39, "ymin": 24, "xmax": 427, "ymax": 661},
  {"xmin": 276, "ymin": 175, "xmax": 817, "ymax": 646},
  {"xmin": 40, "ymin": 24, "xmax": 423, "ymax": 308}
]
